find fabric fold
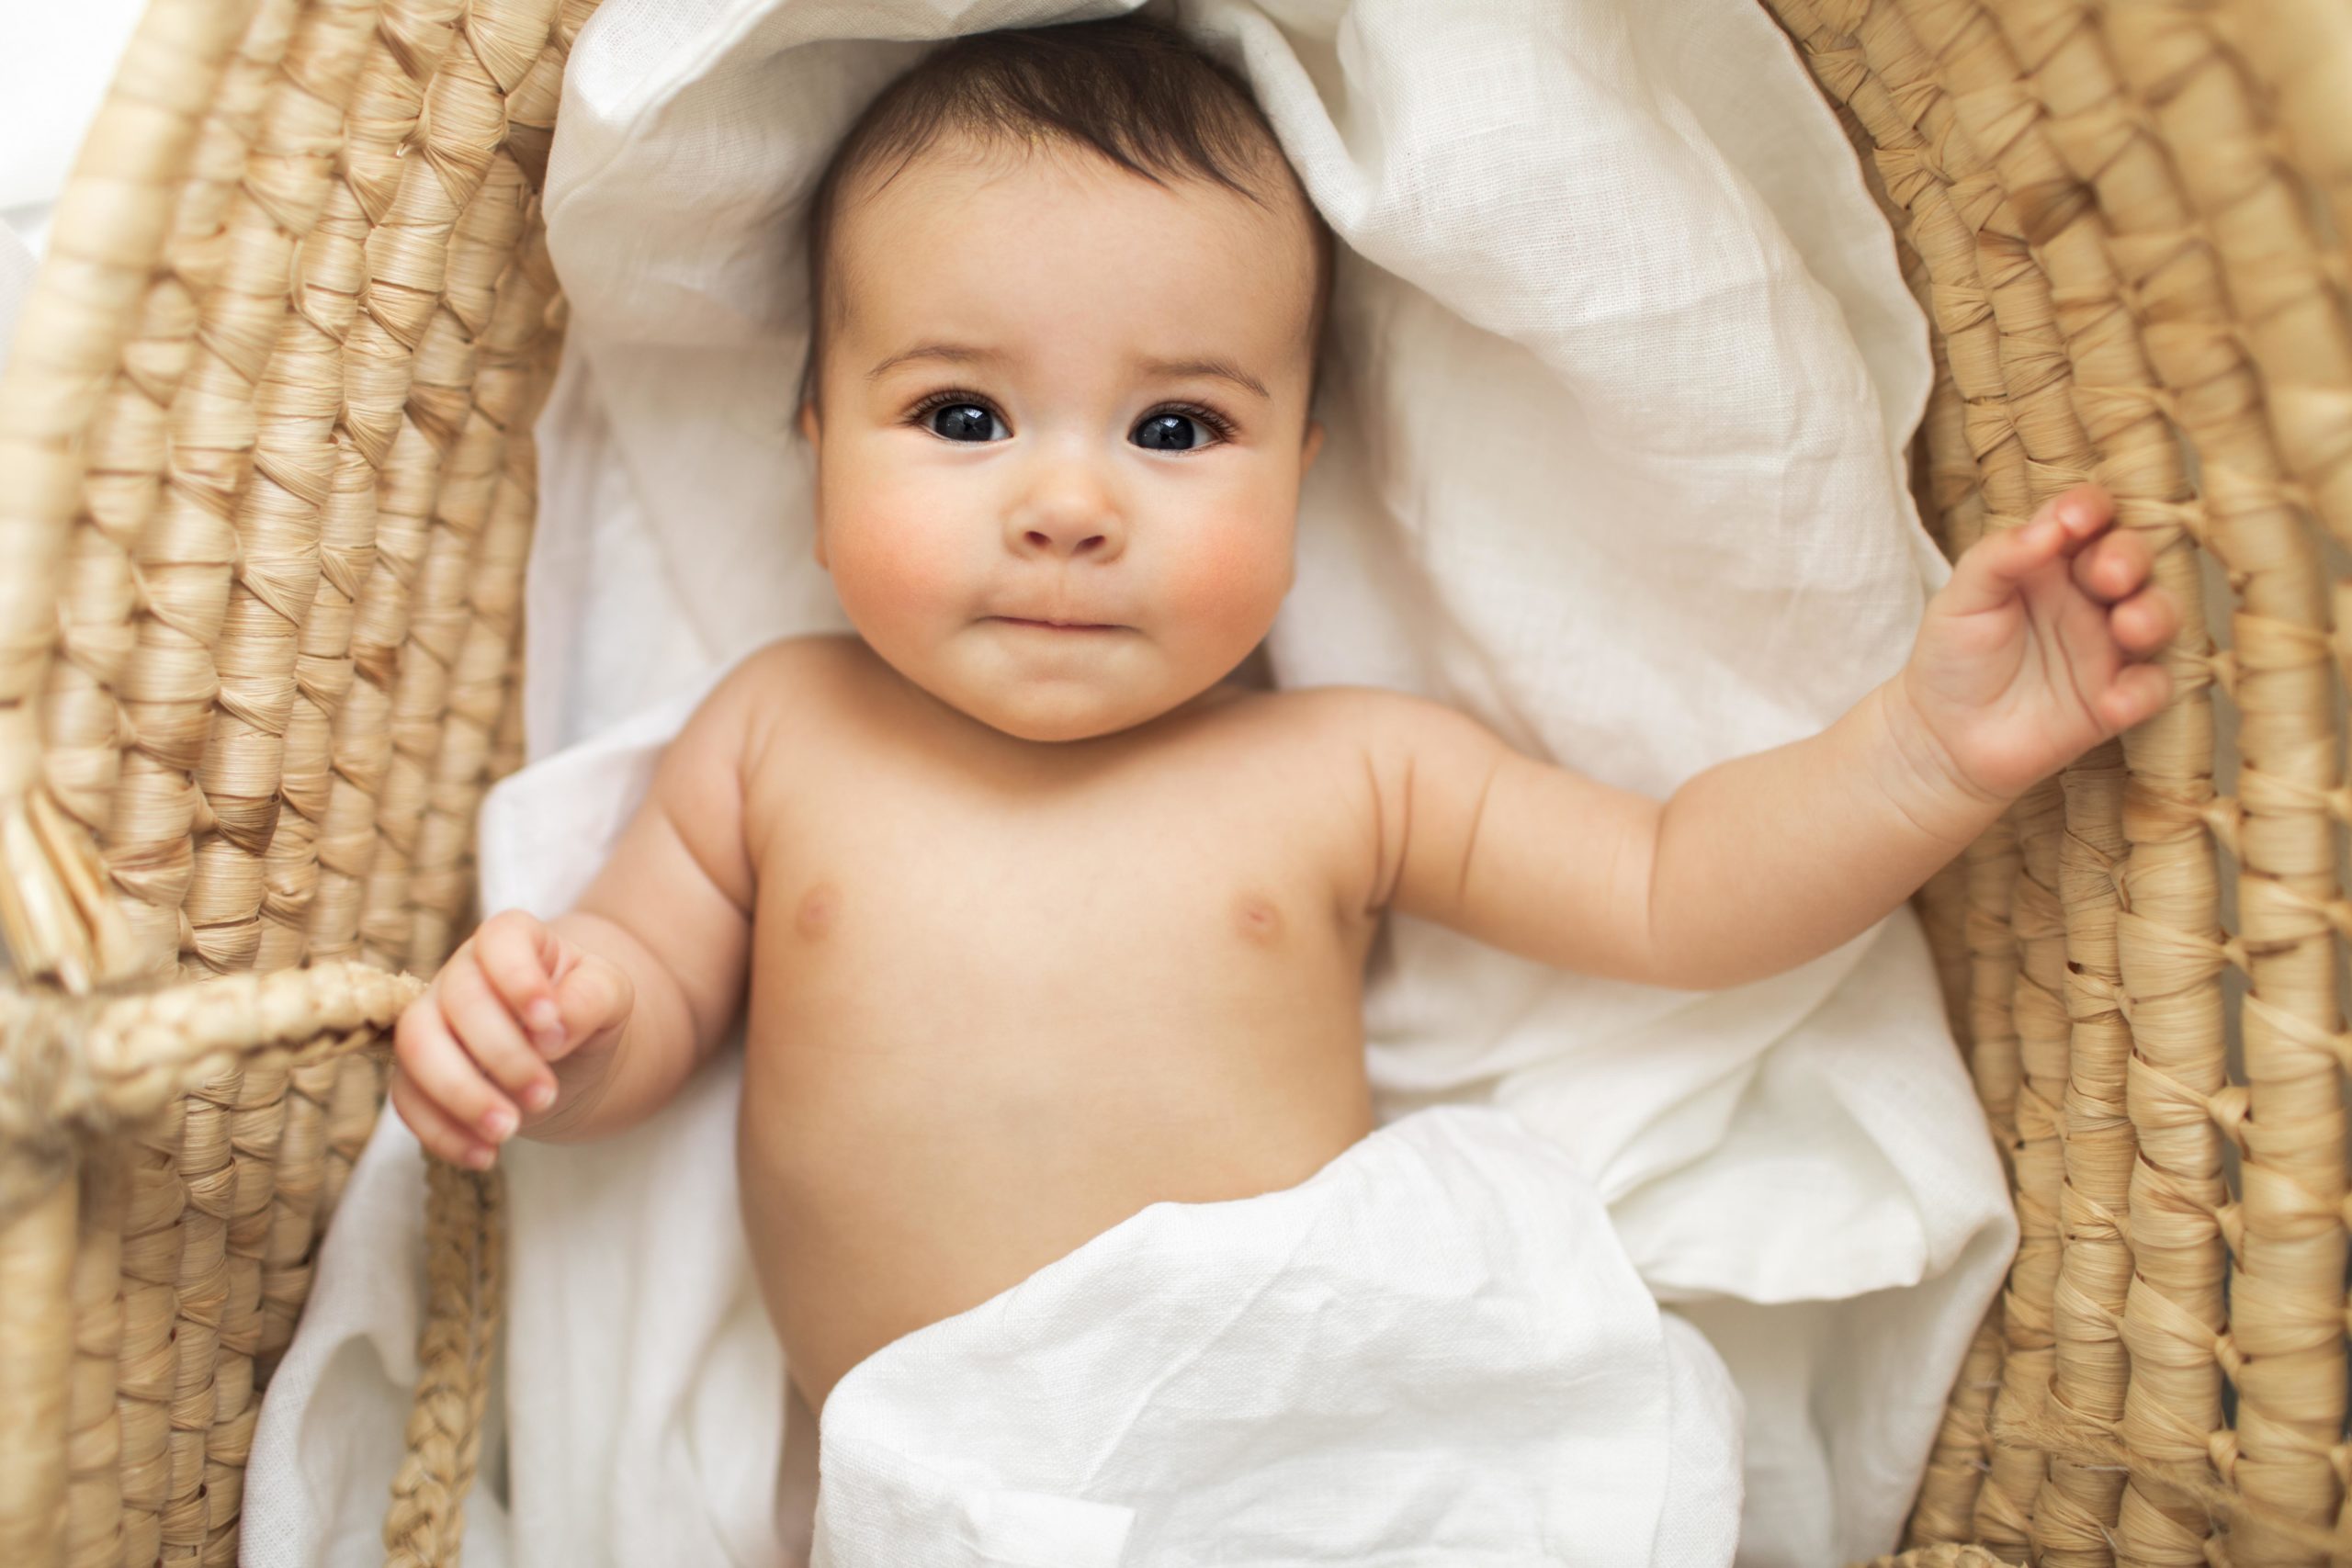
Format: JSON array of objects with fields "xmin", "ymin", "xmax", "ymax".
[{"xmin": 809, "ymin": 1104, "xmax": 1740, "ymax": 1567}]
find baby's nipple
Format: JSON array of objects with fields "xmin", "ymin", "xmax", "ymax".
[
  {"xmin": 796, "ymin": 882, "xmax": 840, "ymax": 941},
  {"xmin": 1231, "ymin": 890, "xmax": 1284, "ymax": 948}
]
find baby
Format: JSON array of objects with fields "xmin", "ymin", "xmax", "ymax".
[{"xmin": 390, "ymin": 13, "xmax": 2177, "ymax": 1430}]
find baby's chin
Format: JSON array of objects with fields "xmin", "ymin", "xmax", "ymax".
[
  {"xmin": 944, "ymin": 677, "xmax": 1203, "ymax": 744},
  {"xmin": 889, "ymin": 641, "xmax": 1235, "ymax": 743},
  {"xmin": 842, "ymin": 615, "xmax": 1266, "ymax": 742}
]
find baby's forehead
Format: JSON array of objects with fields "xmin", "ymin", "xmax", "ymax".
[
  {"xmin": 822, "ymin": 132, "xmax": 1320, "ymax": 319},
  {"xmin": 841, "ymin": 130, "xmax": 1302, "ymax": 240}
]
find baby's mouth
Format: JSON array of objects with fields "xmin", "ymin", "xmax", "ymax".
[{"xmin": 989, "ymin": 615, "xmax": 1125, "ymax": 632}]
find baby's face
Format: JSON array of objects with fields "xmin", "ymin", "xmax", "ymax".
[{"xmin": 798, "ymin": 135, "xmax": 1325, "ymax": 743}]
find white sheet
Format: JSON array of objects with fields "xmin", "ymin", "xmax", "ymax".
[
  {"xmin": 812, "ymin": 1102, "xmax": 1742, "ymax": 1567},
  {"xmin": 239, "ymin": 0, "xmax": 2017, "ymax": 1563}
]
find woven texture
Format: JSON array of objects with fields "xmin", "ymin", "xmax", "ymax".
[
  {"xmin": 1, "ymin": 0, "xmax": 2349, "ymax": 1564},
  {"xmin": 0, "ymin": 0, "xmax": 567, "ymax": 1562},
  {"xmin": 1869, "ymin": 1550, "xmax": 2025, "ymax": 1568}
]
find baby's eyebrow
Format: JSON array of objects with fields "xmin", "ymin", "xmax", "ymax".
[
  {"xmin": 866, "ymin": 343, "xmax": 1007, "ymax": 381},
  {"xmin": 1136, "ymin": 355, "xmax": 1270, "ymax": 402},
  {"xmin": 865, "ymin": 343, "xmax": 1269, "ymax": 402}
]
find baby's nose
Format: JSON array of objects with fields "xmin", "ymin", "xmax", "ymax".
[
  {"xmin": 1006, "ymin": 473, "xmax": 1125, "ymax": 560},
  {"xmin": 1016, "ymin": 519, "xmax": 1115, "ymax": 558}
]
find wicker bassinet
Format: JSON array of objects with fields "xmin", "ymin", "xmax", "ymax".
[{"xmin": 1, "ymin": 0, "xmax": 2346, "ymax": 1563}]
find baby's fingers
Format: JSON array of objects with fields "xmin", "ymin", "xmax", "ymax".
[
  {"xmin": 439, "ymin": 961, "xmax": 560, "ymax": 1122},
  {"xmin": 393, "ymin": 1000, "xmax": 517, "ymax": 1164},
  {"xmin": 2070, "ymin": 521, "xmax": 2154, "ymax": 606},
  {"xmin": 390, "ymin": 1061, "xmax": 497, "ymax": 1171},
  {"xmin": 472, "ymin": 908, "xmax": 563, "ymax": 1053},
  {"xmin": 1942, "ymin": 485, "xmax": 2113, "ymax": 618},
  {"xmin": 2099, "ymin": 660, "xmax": 2175, "ymax": 733},
  {"xmin": 2111, "ymin": 582, "xmax": 2180, "ymax": 654},
  {"xmin": 548, "ymin": 953, "xmax": 634, "ymax": 1064}
]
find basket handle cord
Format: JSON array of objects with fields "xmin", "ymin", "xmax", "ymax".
[{"xmin": 384, "ymin": 1156, "xmax": 503, "ymax": 1568}]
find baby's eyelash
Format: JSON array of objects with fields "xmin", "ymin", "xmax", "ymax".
[
  {"xmin": 1154, "ymin": 400, "xmax": 1237, "ymax": 443},
  {"xmin": 904, "ymin": 388, "xmax": 998, "ymax": 429},
  {"xmin": 900, "ymin": 390, "xmax": 1238, "ymax": 446}
]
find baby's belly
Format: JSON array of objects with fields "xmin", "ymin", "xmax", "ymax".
[{"xmin": 733, "ymin": 975, "xmax": 1374, "ymax": 1419}]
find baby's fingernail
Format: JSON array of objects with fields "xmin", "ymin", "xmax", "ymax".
[
  {"xmin": 483, "ymin": 1107, "xmax": 516, "ymax": 1141},
  {"xmin": 523, "ymin": 1081, "xmax": 556, "ymax": 1113},
  {"xmin": 466, "ymin": 1145, "xmax": 495, "ymax": 1170},
  {"xmin": 527, "ymin": 998, "xmax": 560, "ymax": 1033}
]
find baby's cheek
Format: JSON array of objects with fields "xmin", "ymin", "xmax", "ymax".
[
  {"xmin": 1160, "ymin": 511, "xmax": 1294, "ymax": 641},
  {"xmin": 828, "ymin": 510, "xmax": 964, "ymax": 626}
]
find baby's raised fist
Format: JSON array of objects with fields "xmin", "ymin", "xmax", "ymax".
[
  {"xmin": 390, "ymin": 908, "xmax": 635, "ymax": 1171},
  {"xmin": 1900, "ymin": 482, "xmax": 2180, "ymax": 807}
]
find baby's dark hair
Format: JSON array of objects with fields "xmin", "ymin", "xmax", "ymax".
[{"xmin": 794, "ymin": 10, "xmax": 1335, "ymax": 428}]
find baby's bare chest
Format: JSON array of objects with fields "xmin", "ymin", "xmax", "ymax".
[
  {"xmin": 722, "ymin": 693, "xmax": 1385, "ymax": 1406},
  {"xmin": 751, "ymin": 766, "xmax": 1368, "ymax": 1034},
  {"xmin": 731, "ymin": 705, "xmax": 1381, "ymax": 1114}
]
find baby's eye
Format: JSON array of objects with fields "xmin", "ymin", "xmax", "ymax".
[
  {"xmin": 1132, "ymin": 406, "xmax": 1231, "ymax": 453},
  {"xmin": 920, "ymin": 399, "xmax": 1006, "ymax": 443}
]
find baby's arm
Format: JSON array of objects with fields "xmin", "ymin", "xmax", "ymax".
[
  {"xmin": 525, "ymin": 662, "xmax": 766, "ymax": 1143},
  {"xmin": 391, "ymin": 655, "xmax": 767, "ymax": 1164},
  {"xmin": 1359, "ymin": 484, "xmax": 2177, "ymax": 990}
]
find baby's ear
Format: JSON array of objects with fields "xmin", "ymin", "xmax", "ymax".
[{"xmin": 797, "ymin": 404, "xmax": 827, "ymax": 569}]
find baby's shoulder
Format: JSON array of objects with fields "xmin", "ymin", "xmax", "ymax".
[
  {"xmin": 695, "ymin": 633, "xmax": 866, "ymax": 724},
  {"xmin": 1251, "ymin": 683, "xmax": 1511, "ymax": 830},
  {"xmin": 1217, "ymin": 683, "xmax": 1493, "ymax": 816},
  {"xmin": 724, "ymin": 630, "xmax": 868, "ymax": 692},
  {"xmin": 662, "ymin": 633, "xmax": 866, "ymax": 774}
]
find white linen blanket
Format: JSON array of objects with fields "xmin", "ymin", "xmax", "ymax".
[
  {"xmin": 226, "ymin": 0, "xmax": 2019, "ymax": 1563},
  {"xmin": 811, "ymin": 1102, "xmax": 1745, "ymax": 1567}
]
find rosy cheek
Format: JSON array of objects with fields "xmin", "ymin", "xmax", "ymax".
[
  {"xmin": 1159, "ymin": 507, "xmax": 1292, "ymax": 637},
  {"xmin": 823, "ymin": 467, "xmax": 967, "ymax": 624}
]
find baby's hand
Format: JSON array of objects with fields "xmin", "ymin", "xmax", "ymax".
[
  {"xmin": 390, "ymin": 908, "xmax": 635, "ymax": 1170},
  {"xmin": 1896, "ymin": 483, "xmax": 2180, "ymax": 807}
]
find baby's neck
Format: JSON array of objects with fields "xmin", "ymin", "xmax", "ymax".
[{"xmin": 848, "ymin": 634, "xmax": 1260, "ymax": 759}]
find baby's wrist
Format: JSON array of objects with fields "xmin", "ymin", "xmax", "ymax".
[{"xmin": 1868, "ymin": 678, "xmax": 2013, "ymax": 848}]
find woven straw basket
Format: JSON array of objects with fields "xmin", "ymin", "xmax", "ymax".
[{"xmin": 2, "ymin": 0, "xmax": 2349, "ymax": 1563}]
